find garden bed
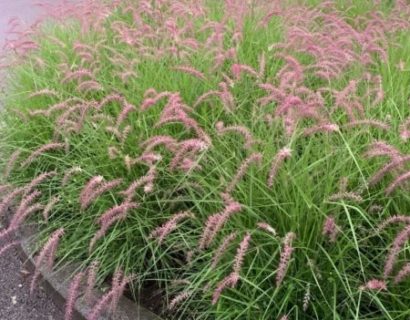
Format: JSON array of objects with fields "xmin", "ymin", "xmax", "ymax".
[{"xmin": 1, "ymin": 1, "xmax": 410, "ymax": 319}]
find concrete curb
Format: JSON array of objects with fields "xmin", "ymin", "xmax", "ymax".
[{"xmin": 16, "ymin": 225, "xmax": 162, "ymax": 320}]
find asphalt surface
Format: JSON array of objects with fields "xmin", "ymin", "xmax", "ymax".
[
  {"xmin": 0, "ymin": 244, "xmax": 64, "ymax": 320},
  {"xmin": 0, "ymin": 1, "xmax": 65, "ymax": 319}
]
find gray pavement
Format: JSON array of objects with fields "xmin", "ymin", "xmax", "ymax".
[
  {"xmin": 0, "ymin": 1, "xmax": 65, "ymax": 319},
  {"xmin": 0, "ymin": 245, "xmax": 64, "ymax": 320}
]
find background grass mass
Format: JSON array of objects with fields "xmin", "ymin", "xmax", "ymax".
[{"xmin": 1, "ymin": 0, "xmax": 410, "ymax": 319}]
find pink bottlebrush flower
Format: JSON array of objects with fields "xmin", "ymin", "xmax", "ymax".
[
  {"xmin": 173, "ymin": 65, "xmax": 206, "ymax": 80},
  {"xmin": 193, "ymin": 89, "xmax": 219, "ymax": 108},
  {"xmin": 140, "ymin": 135, "xmax": 177, "ymax": 153},
  {"xmin": 8, "ymin": 106, "xmax": 28, "ymax": 121},
  {"xmin": 89, "ymin": 202, "xmax": 139, "ymax": 251},
  {"xmin": 368, "ymin": 156, "xmax": 410, "ymax": 187},
  {"xmin": 107, "ymin": 146, "xmax": 120, "ymax": 159},
  {"xmin": 170, "ymin": 139, "xmax": 209, "ymax": 171},
  {"xmin": 40, "ymin": 98, "xmax": 84, "ymax": 117},
  {"xmin": 29, "ymin": 88, "xmax": 59, "ymax": 99},
  {"xmin": 85, "ymin": 261, "xmax": 99, "ymax": 304},
  {"xmin": 93, "ymin": 114, "xmax": 115, "ymax": 127},
  {"xmin": 105, "ymin": 126, "xmax": 123, "ymax": 141},
  {"xmin": 363, "ymin": 141, "xmax": 402, "ymax": 160},
  {"xmin": 366, "ymin": 75, "xmax": 384, "ymax": 107},
  {"xmin": 399, "ymin": 118, "xmax": 410, "ymax": 141},
  {"xmin": 344, "ymin": 119, "xmax": 390, "ymax": 131},
  {"xmin": 62, "ymin": 69, "xmax": 94, "ymax": 83},
  {"xmin": 212, "ymin": 272, "xmax": 239, "ymax": 305},
  {"xmin": 369, "ymin": 205, "xmax": 384, "ymax": 214},
  {"xmin": 77, "ymin": 80, "xmax": 103, "ymax": 93},
  {"xmin": 33, "ymin": 56, "xmax": 46, "ymax": 70},
  {"xmin": 120, "ymin": 125, "xmax": 132, "ymax": 144},
  {"xmin": 124, "ymin": 155, "xmax": 136, "ymax": 172},
  {"xmin": 0, "ymin": 185, "xmax": 11, "ymax": 195},
  {"xmin": 150, "ymin": 211, "xmax": 194, "ymax": 244},
  {"xmin": 199, "ymin": 215, "xmax": 223, "ymax": 250},
  {"xmin": 30, "ymin": 228, "xmax": 65, "ymax": 294},
  {"xmin": 0, "ymin": 224, "xmax": 18, "ymax": 242},
  {"xmin": 116, "ymin": 102, "xmax": 136, "ymax": 127},
  {"xmin": 211, "ymin": 232, "xmax": 238, "ymax": 269},
  {"xmin": 21, "ymin": 143, "xmax": 66, "ymax": 167},
  {"xmin": 88, "ymin": 270, "xmax": 133, "ymax": 320},
  {"xmin": 109, "ymin": 269, "xmax": 124, "ymax": 312},
  {"xmin": 43, "ymin": 196, "xmax": 60, "ymax": 222},
  {"xmin": 303, "ymin": 283, "xmax": 311, "ymax": 312},
  {"xmin": 120, "ymin": 167, "xmax": 157, "ymax": 200},
  {"xmin": 73, "ymin": 42, "xmax": 95, "ymax": 55},
  {"xmin": 226, "ymin": 153, "xmax": 263, "ymax": 193},
  {"xmin": 257, "ymin": 222, "xmax": 277, "ymax": 236},
  {"xmin": 186, "ymin": 250, "xmax": 195, "ymax": 265},
  {"xmin": 359, "ymin": 279, "xmax": 387, "ymax": 291},
  {"xmin": 143, "ymin": 88, "xmax": 158, "ymax": 99},
  {"xmin": 322, "ymin": 216, "xmax": 340, "ymax": 243},
  {"xmin": 328, "ymin": 192, "xmax": 363, "ymax": 203},
  {"xmin": 276, "ymin": 232, "xmax": 296, "ymax": 287},
  {"xmin": 218, "ymin": 82, "xmax": 235, "ymax": 112},
  {"xmin": 233, "ymin": 232, "xmax": 251, "ymax": 275},
  {"xmin": 384, "ymin": 225, "xmax": 410, "ymax": 278},
  {"xmin": 168, "ymin": 290, "xmax": 193, "ymax": 310},
  {"xmin": 279, "ymin": 54, "xmax": 304, "ymax": 83},
  {"xmin": 220, "ymin": 192, "xmax": 235, "ymax": 205},
  {"xmin": 155, "ymin": 96, "xmax": 210, "ymax": 144},
  {"xmin": 55, "ymin": 104, "xmax": 87, "ymax": 129},
  {"xmin": 24, "ymin": 171, "xmax": 57, "ymax": 196},
  {"xmin": 385, "ymin": 171, "xmax": 410, "ymax": 195},
  {"xmin": 215, "ymin": 121, "xmax": 256, "ymax": 149},
  {"xmin": 8, "ymin": 190, "xmax": 42, "ymax": 230},
  {"xmin": 98, "ymin": 94, "xmax": 125, "ymax": 110},
  {"xmin": 87, "ymin": 286, "xmax": 114, "ymax": 320},
  {"xmin": 267, "ymin": 147, "xmax": 291, "ymax": 188},
  {"xmin": 231, "ymin": 63, "xmax": 259, "ymax": 80},
  {"xmin": 65, "ymin": 271, "xmax": 84, "ymax": 320},
  {"xmin": 0, "ymin": 187, "xmax": 25, "ymax": 217},
  {"xmin": 199, "ymin": 200, "xmax": 242, "ymax": 250},
  {"xmin": 0, "ymin": 241, "xmax": 20, "ymax": 258},
  {"xmin": 62, "ymin": 166, "xmax": 83, "ymax": 186},
  {"xmin": 333, "ymin": 80, "xmax": 360, "ymax": 121},
  {"xmin": 274, "ymin": 95, "xmax": 304, "ymax": 116},
  {"xmin": 135, "ymin": 152, "xmax": 162, "ymax": 166},
  {"xmin": 78, "ymin": 51, "xmax": 94, "ymax": 62},
  {"xmin": 397, "ymin": 60, "xmax": 406, "ymax": 71},
  {"xmin": 110, "ymin": 272, "xmax": 135, "ymax": 313},
  {"xmin": 394, "ymin": 263, "xmax": 410, "ymax": 284},
  {"xmin": 377, "ymin": 215, "xmax": 410, "ymax": 232},
  {"xmin": 81, "ymin": 177, "xmax": 123, "ymax": 210},
  {"xmin": 117, "ymin": 71, "xmax": 138, "ymax": 83},
  {"xmin": 16, "ymin": 201, "xmax": 44, "ymax": 227},
  {"xmin": 80, "ymin": 179, "xmax": 122, "ymax": 210},
  {"xmin": 3, "ymin": 149, "xmax": 21, "ymax": 178},
  {"xmin": 170, "ymin": 279, "xmax": 192, "ymax": 287},
  {"xmin": 303, "ymin": 123, "xmax": 339, "ymax": 136},
  {"xmin": 140, "ymin": 91, "xmax": 171, "ymax": 111},
  {"xmin": 79, "ymin": 176, "xmax": 104, "ymax": 208}
]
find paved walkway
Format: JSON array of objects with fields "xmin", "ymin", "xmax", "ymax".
[
  {"xmin": 0, "ymin": 1, "xmax": 65, "ymax": 319},
  {"xmin": 0, "ymin": 245, "xmax": 63, "ymax": 319}
]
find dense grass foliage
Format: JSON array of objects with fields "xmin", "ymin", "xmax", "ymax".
[{"xmin": 1, "ymin": 1, "xmax": 410, "ymax": 319}]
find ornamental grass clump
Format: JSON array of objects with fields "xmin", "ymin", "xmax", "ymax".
[{"xmin": 1, "ymin": 0, "xmax": 410, "ymax": 319}]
